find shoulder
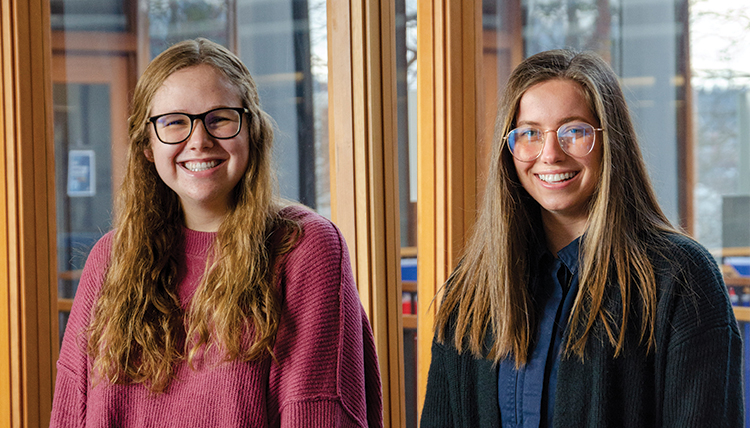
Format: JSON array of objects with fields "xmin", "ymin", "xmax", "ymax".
[
  {"xmin": 82, "ymin": 230, "xmax": 116, "ymax": 262},
  {"xmin": 273, "ymin": 205, "xmax": 353, "ymax": 296},
  {"xmin": 58, "ymin": 230, "xmax": 116, "ymax": 363},
  {"xmin": 278, "ymin": 204, "xmax": 340, "ymax": 236},
  {"xmin": 646, "ymin": 231, "xmax": 721, "ymax": 282},
  {"xmin": 80, "ymin": 231, "xmax": 116, "ymax": 285},
  {"xmin": 656, "ymin": 232, "xmax": 713, "ymax": 261},
  {"xmin": 73, "ymin": 230, "xmax": 116, "ymax": 307},
  {"xmin": 278, "ymin": 205, "xmax": 348, "ymax": 260}
]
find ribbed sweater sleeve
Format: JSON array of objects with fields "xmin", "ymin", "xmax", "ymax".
[
  {"xmin": 51, "ymin": 231, "xmax": 114, "ymax": 428},
  {"xmin": 656, "ymin": 234, "xmax": 744, "ymax": 427},
  {"xmin": 421, "ymin": 339, "xmax": 453, "ymax": 426},
  {"xmin": 268, "ymin": 208, "xmax": 383, "ymax": 427}
]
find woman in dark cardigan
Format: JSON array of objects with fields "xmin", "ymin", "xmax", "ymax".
[{"xmin": 421, "ymin": 49, "xmax": 743, "ymax": 427}]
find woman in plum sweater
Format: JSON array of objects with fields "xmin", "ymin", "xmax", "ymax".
[{"xmin": 51, "ymin": 38, "xmax": 382, "ymax": 428}]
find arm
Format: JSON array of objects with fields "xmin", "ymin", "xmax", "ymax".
[
  {"xmin": 420, "ymin": 339, "xmax": 454, "ymax": 427},
  {"xmin": 662, "ymin": 325, "xmax": 743, "ymax": 427},
  {"xmin": 268, "ymin": 210, "xmax": 382, "ymax": 428},
  {"xmin": 50, "ymin": 233, "xmax": 113, "ymax": 428},
  {"xmin": 659, "ymin": 236, "xmax": 744, "ymax": 427}
]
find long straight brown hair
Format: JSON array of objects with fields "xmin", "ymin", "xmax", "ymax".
[
  {"xmin": 434, "ymin": 49, "xmax": 678, "ymax": 365},
  {"xmin": 87, "ymin": 38, "xmax": 298, "ymax": 393}
]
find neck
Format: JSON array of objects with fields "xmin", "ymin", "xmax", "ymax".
[
  {"xmin": 182, "ymin": 202, "xmax": 229, "ymax": 232},
  {"xmin": 541, "ymin": 211, "xmax": 587, "ymax": 254}
]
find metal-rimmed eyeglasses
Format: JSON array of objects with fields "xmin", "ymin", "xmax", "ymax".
[
  {"xmin": 504, "ymin": 122, "xmax": 603, "ymax": 162},
  {"xmin": 148, "ymin": 107, "xmax": 250, "ymax": 145}
]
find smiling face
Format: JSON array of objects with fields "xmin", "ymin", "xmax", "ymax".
[
  {"xmin": 146, "ymin": 64, "xmax": 250, "ymax": 231},
  {"xmin": 512, "ymin": 78, "xmax": 603, "ymax": 234}
]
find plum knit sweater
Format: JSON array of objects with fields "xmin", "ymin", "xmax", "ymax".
[{"xmin": 50, "ymin": 207, "xmax": 383, "ymax": 428}]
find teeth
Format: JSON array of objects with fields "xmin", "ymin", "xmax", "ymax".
[
  {"xmin": 184, "ymin": 160, "xmax": 219, "ymax": 172},
  {"xmin": 538, "ymin": 172, "xmax": 577, "ymax": 183}
]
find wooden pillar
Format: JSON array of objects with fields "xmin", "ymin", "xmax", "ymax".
[
  {"xmin": 0, "ymin": 0, "xmax": 58, "ymax": 426},
  {"xmin": 416, "ymin": 0, "xmax": 481, "ymax": 419},
  {"xmin": 327, "ymin": 0, "xmax": 405, "ymax": 426}
]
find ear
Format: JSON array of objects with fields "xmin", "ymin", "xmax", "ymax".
[{"xmin": 144, "ymin": 148, "xmax": 154, "ymax": 162}]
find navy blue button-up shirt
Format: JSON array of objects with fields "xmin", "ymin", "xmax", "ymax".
[{"xmin": 498, "ymin": 238, "xmax": 581, "ymax": 428}]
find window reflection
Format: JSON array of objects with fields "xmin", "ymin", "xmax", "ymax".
[
  {"xmin": 695, "ymin": 87, "xmax": 743, "ymax": 250},
  {"xmin": 235, "ymin": 0, "xmax": 321, "ymax": 210},
  {"xmin": 397, "ymin": 1, "xmax": 418, "ymax": 426},
  {"xmin": 522, "ymin": 0, "xmax": 620, "ymax": 56},
  {"xmin": 149, "ymin": 0, "xmax": 231, "ymax": 56},
  {"xmin": 54, "ymin": 83, "xmax": 115, "ymax": 347},
  {"xmin": 50, "ymin": 0, "xmax": 128, "ymax": 32}
]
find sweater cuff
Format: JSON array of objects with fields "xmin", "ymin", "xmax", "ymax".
[{"xmin": 280, "ymin": 397, "xmax": 365, "ymax": 428}]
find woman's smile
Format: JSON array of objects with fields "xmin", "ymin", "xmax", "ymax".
[
  {"xmin": 536, "ymin": 171, "xmax": 579, "ymax": 184},
  {"xmin": 182, "ymin": 159, "xmax": 224, "ymax": 172}
]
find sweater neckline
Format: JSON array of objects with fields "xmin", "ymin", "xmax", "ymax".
[{"xmin": 183, "ymin": 228, "xmax": 217, "ymax": 256}]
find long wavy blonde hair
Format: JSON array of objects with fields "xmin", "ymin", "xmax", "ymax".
[
  {"xmin": 87, "ymin": 38, "xmax": 298, "ymax": 393},
  {"xmin": 434, "ymin": 50, "xmax": 678, "ymax": 365}
]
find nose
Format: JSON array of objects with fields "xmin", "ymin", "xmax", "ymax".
[
  {"xmin": 184, "ymin": 118, "xmax": 214, "ymax": 150},
  {"xmin": 538, "ymin": 130, "xmax": 566, "ymax": 163}
]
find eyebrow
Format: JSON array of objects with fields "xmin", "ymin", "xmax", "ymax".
[{"xmin": 516, "ymin": 116, "xmax": 593, "ymax": 127}]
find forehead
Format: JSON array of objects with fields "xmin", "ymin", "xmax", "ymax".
[
  {"xmin": 150, "ymin": 64, "xmax": 243, "ymax": 114},
  {"xmin": 516, "ymin": 78, "xmax": 597, "ymax": 125}
]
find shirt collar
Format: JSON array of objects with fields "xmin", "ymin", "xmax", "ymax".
[
  {"xmin": 530, "ymin": 234, "xmax": 582, "ymax": 276},
  {"xmin": 555, "ymin": 237, "xmax": 581, "ymax": 276}
]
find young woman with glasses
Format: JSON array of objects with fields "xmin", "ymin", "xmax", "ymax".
[
  {"xmin": 51, "ymin": 38, "xmax": 383, "ymax": 428},
  {"xmin": 421, "ymin": 50, "xmax": 743, "ymax": 427}
]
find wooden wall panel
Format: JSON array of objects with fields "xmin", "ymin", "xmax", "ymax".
[
  {"xmin": 0, "ymin": 7, "xmax": 11, "ymax": 422},
  {"xmin": 0, "ymin": 0, "xmax": 57, "ymax": 426},
  {"xmin": 327, "ymin": 0, "xmax": 405, "ymax": 426}
]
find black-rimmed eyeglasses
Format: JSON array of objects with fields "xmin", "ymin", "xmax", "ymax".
[
  {"xmin": 148, "ymin": 107, "xmax": 249, "ymax": 145},
  {"xmin": 504, "ymin": 122, "xmax": 603, "ymax": 162}
]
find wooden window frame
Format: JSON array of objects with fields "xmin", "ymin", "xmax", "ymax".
[
  {"xmin": 416, "ymin": 0, "xmax": 483, "ymax": 419},
  {"xmin": 327, "ymin": 0, "xmax": 406, "ymax": 425},
  {"xmin": 1, "ymin": 0, "xmax": 58, "ymax": 426}
]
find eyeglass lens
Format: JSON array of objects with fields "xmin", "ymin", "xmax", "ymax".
[
  {"xmin": 153, "ymin": 108, "xmax": 243, "ymax": 144},
  {"xmin": 507, "ymin": 122, "xmax": 596, "ymax": 161}
]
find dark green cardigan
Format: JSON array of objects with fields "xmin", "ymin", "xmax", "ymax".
[{"xmin": 421, "ymin": 233, "xmax": 744, "ymax": 427}]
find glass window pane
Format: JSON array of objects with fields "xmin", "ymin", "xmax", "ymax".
[
  {"xmin": 691, "ymin": 3, "xmax": 750, "ymax": 423},
  {"xmin": 234, "ymin": 0, "xmax": 328, "ymax": 213},
  {"xmin": 397, "ymin": 0, "xmax": 418, "ymax": 426},
  {"xmin": 54, "ymin": 82, "xmax": 114, "ymax": 303},
  {"xmin": 691, "ymin": 0, "xmax": 750, "ymax": 250}
]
